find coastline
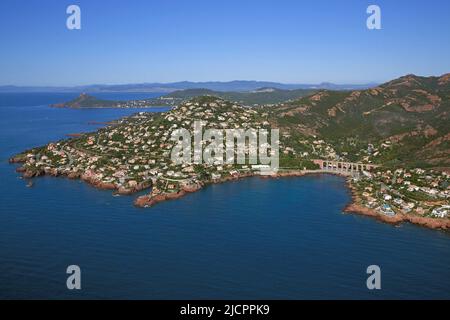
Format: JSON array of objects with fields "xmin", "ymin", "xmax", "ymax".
[
  {"xmin": 10, "ymin": 156, "xmax": 152, "ymax": 195},
  {"xmin": 344, "ymin": 179, "xmax": 450, "ymax": 230},
  {"xmin": 134, "ymin": 172, "xmax": 255, "ymax": 207},
  {"xmin": 133, "ymin": 170, "xmax": 334, "ymax": 207},
  {"xmin": 9, "ymin": 157, "xmax": 450, "ymax": 230}
]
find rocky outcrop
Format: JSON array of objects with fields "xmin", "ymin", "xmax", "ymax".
[
  {"xmin": 343, "ymin": 203, "xmax": 404, "ymax": 224},
  {"xmin": 22, "ymin": 168, "xmax": 44, "ymax": 178},
  {"xmin": 67, "ymin": 172, "xmax": 81, "ymax": 179},
  {"xmin": 134, "ymin": 190, "xmax": 187, "ymax": 208},
  {"xmin": 9, "ymin": 155, "xmax": 26, "ymax": 164}
]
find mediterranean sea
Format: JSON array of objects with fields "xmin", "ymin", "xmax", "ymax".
[{"xmin": 0, "ymin": 93, "xmax": 449, "ymax": 299}]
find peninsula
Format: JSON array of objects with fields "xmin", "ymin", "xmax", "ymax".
[{"xmin": 10, "ymin": 73, "xmax": 450, "ymax": 230}]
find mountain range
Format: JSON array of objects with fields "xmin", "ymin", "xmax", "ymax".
[{"xmin": 0, "ymin": 80, "xmax": 377, "ymax": 93}]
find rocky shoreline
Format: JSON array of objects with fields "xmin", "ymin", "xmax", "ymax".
[
  {"xmin": 134, "ymin": 172, "xmax": 256, "ymax": 207},
  {"xmin": 133, "ymin": 170, "xmax": 348, "ymax": 208},
  {"xmin": 344, "ymin": 179, "xmax": 450, "ymax": 230},
  {"xmin": 10, "ymin": 157, "xmax": 450, "ymax": 230},
  {"xmin": 10, "ymin": 156, "xmax": 152, "ymax": 195}
]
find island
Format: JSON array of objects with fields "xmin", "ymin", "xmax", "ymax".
[{"xmin": 10, "ymin": 73, "xmax": 450, "ymax": 230}]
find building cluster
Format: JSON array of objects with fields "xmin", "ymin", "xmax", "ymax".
[
  {"xmin": 18, "ymin": 97, "xmax": 273, "ymax": 195},
  {"xmin": 354, "ymin": 167, "xmax": 450, "ymax": 218},
  {"xmin": 114, "ymin": 97, "xmax": 178, "ymax": 108}
]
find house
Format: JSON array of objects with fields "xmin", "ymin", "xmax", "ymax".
[{"xmin": 432, "ymin": 205, "xmax": 449, "ymax": 218}]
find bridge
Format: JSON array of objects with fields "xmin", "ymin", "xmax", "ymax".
[{"xmin": 312, "ymin": 159, "xmax": 379, "ymax": 176}]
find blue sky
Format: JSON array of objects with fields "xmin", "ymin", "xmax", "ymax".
[{"xmin": 0, "ymin": 0, "xmax": 449, "ymax": 86}]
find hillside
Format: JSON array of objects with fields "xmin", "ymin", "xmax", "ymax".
[
  {"xmin": 49, "ymin": 73, "xmax": 450, "ymax": 168},
  {"xmin": 270, "ymin": 73, "xmax": 450, "ymax": 167}
]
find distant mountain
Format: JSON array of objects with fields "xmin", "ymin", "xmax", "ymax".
[
  {"xmin": 271, "ymin": 73, "xmax": 450, "ymax": 167},
  {"xmin": 0, "ymin": 80, "xmax": 377, "ymax": 93},
  {"xmin": 52, "ymin": 87, "xmax": 318, "ymax": 108}
]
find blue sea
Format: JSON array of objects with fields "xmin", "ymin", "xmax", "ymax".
[{"xmin": 0, "ymin": 93, "xmax": 449, "ymax": 299}]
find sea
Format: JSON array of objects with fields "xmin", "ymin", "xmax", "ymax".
[{"xmin": 0, "ymin": 92, "xmax": 449, "ymax": 299}]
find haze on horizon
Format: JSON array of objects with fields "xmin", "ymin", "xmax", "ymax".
[{"xmin": 0, "ymin": 0, "xmax": 449, "ymax": 86}]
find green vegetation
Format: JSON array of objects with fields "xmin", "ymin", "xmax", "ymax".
[
  {"xmin": 11, "ymin": 73, "xmax": 450, "ymax": 220},
  {"xmin": 271, "ymin": 73, "xmax": 450, "ymax": 168}
]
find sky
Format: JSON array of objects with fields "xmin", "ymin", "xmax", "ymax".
[{"xmin": 0, "ymin": 0, "xmax": 449, "ymax": 86}]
